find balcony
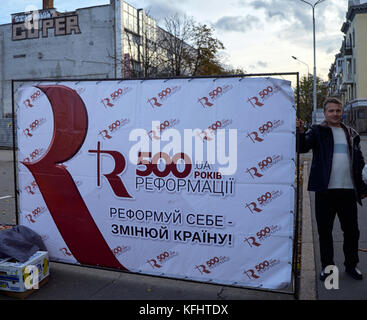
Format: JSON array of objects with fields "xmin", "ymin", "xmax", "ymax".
[
  {"xmin": 340, "ymin": 83, "xmax": 347, "ymax": 92},
  {"xmin": 338, "ymin": 55, "xmax": 354, "ymax": 85},
  {"xmin": 342, "ymin": 73, "xmax": 354, "ymax": 85},
  {"xmin": 331, "ymin": 86, "xmax": 340, "ymax": 97},
  {"xmin": 341, "ymin": 21, "xmax": 350, "ymax": 33},
  {"xmin": 344, "ymin": 46, "xmax": 353, "ymax": 56}
]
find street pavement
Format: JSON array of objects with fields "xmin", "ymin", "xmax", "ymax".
[{"xmin": 2, "ymin": 135, "xmax": 367, "ymax": 301}]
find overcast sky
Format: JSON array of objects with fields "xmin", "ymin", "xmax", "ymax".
[{"xmin": 0, "ymin": 0, "xmax": 358, "ymax": 80}]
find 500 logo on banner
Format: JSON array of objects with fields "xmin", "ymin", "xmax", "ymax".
[
  {"xmin": 23, "ymin": 180, "xmax": 39, "ymax": 195},
  {"xmin": 198, "ymin": 119, "xmax": 232, "ymax": 141},
  {"xmin": 246, "ymin": 155, "xmax": 283, "ymax": 179},
  {"xmin": 243, "ymin": 225, "xmax": 282, "ymax": 248},
  {"xmin": 99, "ymin": 118, "xmax": 129, "ymax": 140},
  {"xmin": 195, "ymin": 255, "xmax": 230, "ymax": 275},
  {"xmin": 147, "ymin": 250, "xmax": 178, "ymax": 269},
  {"xmin": 22, "ymin": 148, "xmax": 45, "ymax": 163},
  {"xmin": 244, "ymin": 258, "xmax": 281, "ymax": 280},
  {"xmin": 23, "ymin": 118, "xmax": 46, "ymax": 138},
  {"xmin": 60, "ymin": 247, "xmax": 73, "ymax": 257},
  {"xmin": 25, "ymin": 206, "xmax": 47, "ymax": 224},
  {"xmin": 147, "ymin": 119, "xmax": 179, "ymax": 140},
  {"xmin": 136, "ymin": 152, "xmax": 192, "ymax": 178},
  {"xmin": 147, "ymin": 86, "xmax": 181, "ymax": 108},
  {"xmin": 22, "ymin": 89, "xmax": 43, "ymax": 108},
  {"xmin": 247, "ymin": 84, "xmax": 280, "ymax": 109},
  {"xmin": 198, "ymin": 84, "xmax": 233, "ymax": 108},
  {"xmin": 101, "ymin": 87, "xmax": 132, "ymax": 108},
  {"xmin": 112, "ymin": 245, "xmax": 131, "ymax": 256},
  {"xmin": 246, "ymin": 120, "xmax": 284, "ymax": 144},
  {"xmin": 135, "ymin": 152, "xmax": 235, "ymax": 197},
  {"xmin": 245, "ymin": 190, "xmax": 283, "ymax": 214}
]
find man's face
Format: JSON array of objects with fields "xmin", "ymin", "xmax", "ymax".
[{"xmin": 324, "ymin": 102, "xmax": 343, "ymax": 126}]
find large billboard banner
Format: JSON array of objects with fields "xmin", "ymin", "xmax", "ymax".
[{"xmin": 15, "ymin": 77, "xmax": 296, "ymax": 290}]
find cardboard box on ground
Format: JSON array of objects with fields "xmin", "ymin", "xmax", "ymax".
[{"xmin": 0, "ymin": 251, "xmax": 49, "ymax": 293}]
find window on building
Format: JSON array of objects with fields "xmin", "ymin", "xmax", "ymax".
[
  {"xmin": 123, "ymin": 12, "xmax": 128, "ymax": 27},
  {"xmin": 347, "ymin": 58, "xmax": 352, "ymax": 80},
  {"xmin": 350, "ymin": 85, "xmax": 353, "ymax": 100},
  {"xmin": 129, "ymin": 16, "xmax": 134, "ymax": 31},
  {"xmin": 358, "ymin": 110, "xmax": 365, "ymax": 119},
  {"xmin": 129, "ymin": 4, "xmax": 134, "ymax": 16}
]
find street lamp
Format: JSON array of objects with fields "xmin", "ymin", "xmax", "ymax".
[
  {"xmin": 299, "ymin": 0, "xmax": 326, "ymax": 124},
  {"xmin": 292, "ymin": 56, "xmax": 310, "ymax": 78}
]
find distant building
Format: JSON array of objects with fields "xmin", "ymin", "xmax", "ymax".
[
  {"xmin": 0, "ymin": 0, "xmax": 169, "ymax": 120},
  {"xmin": 328, "ymin": 0, "xmax": 367, "ymax": 132}
]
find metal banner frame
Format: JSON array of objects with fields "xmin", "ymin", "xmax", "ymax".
[{"xmin": 11, "ymin": 72, "xmax": 301, "ymax": 298}]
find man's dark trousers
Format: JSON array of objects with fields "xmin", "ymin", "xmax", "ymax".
[{"xmin": 315, "ymin": 189, "xmax": 360, "ymax": 269}]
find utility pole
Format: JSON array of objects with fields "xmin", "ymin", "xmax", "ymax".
[{"xmin": 299, "ymin": 0, "xmax": 326, "ymax": 123}]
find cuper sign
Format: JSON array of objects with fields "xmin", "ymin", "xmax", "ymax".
[{"xmin": 12, "ymin": 14, "xmax": 81, "ymax": 41}]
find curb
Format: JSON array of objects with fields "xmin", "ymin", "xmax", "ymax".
[{"xmin": 299, "ymin": 160, "xmax": 317, "ymax": 300}]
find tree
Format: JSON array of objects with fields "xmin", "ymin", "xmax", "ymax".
[
  {"xmin": 158, "ymin": 14, "xmax": 195, "ymax": 77},
  {"xmin": 218, "ymin": 66, "xmax": 247, "ymax": 76},
  {"xmin": 297, "ymin": 75, "xmax": 328, "ymax": 125},
  {"xmin": 124, "ymin": 22, "xmax": 162, "ymax": 78},
  {"xmin": 190, "ymin": 24, "xmax": 225, "ymax": 76},
  {"xmin": 118, "ymin": 13, "xmax": 243, "ymax": 78},
  {"xmin": 151, "ymin": 15, "xmax": 227, "ymax": 77}
]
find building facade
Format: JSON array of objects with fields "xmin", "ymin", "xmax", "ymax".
[
  {"xmin": 328, "ymin": 0, "xmax": 367, "ymax": 132},
  {"xmin": 0, "ymin": 0, "xmax": 162, "ymax": 120}
]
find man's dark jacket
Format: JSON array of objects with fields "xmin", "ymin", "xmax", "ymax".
[{"xmin": 299, "ymin": 121, "xmax": 367, "ymax": 205}]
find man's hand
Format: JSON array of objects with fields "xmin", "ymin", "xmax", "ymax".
[{"xmin": 296, "ymin": 118, "xmax": 305, "ymax": 133}]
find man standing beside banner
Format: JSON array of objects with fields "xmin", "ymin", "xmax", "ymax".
[{"xmin": 297, "ymin": 97, "xmax": 367, "ymax": 281}]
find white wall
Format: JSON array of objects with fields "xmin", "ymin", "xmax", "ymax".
[{"xmin": 0, "ymin": 4, "xmax": 120, "ymax": 116}]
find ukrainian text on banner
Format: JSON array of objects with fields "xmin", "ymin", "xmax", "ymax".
[{"xmin": 16, "ymin": 77, "xmax": 296, "ymax": 290}]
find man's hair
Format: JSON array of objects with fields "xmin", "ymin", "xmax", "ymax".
[{"xmin": 323, "ymin": 97, "xmax": 343, "ymax": 112}]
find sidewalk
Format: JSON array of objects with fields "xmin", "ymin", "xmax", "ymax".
[
  {"xmin": 311, "ymin": 193, "xmax": 367, "ymax": 299},
  {"xmin": 298, "ymin": 157, "xmax": 317, "ymax": 300}
]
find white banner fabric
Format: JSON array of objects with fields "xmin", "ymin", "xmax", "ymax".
[{"xmin": 16, "ymin": 77, "xmax": 296, "ymax": 290}]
